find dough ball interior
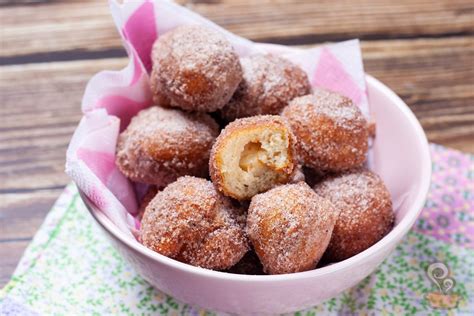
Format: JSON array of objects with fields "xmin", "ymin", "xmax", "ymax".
[{"xmin": 222, "ymin": 128, "xmax": 291, "ymax": 198}]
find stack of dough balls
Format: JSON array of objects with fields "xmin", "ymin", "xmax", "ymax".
[{"xmin": 115, "ymin": 25, "xmax": 395, "ymax": 274}]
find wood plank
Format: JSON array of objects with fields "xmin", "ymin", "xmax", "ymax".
[
  {"xmin": 1, "ymin": 0, "xmax": 473, "ymax": 61},
  {"xmin": 0, "ymin": 36, "xmax": 471, "ymax": 192},
  {"xmin": 0, "ymin": 1, "xmax": 120, "ymax": 62},
  {"xmin": 0, "ymin": 36, "xmax": 471, "ymax": 194},
  {"xmin": 0, "ymin": 58, "xmax": 127, "ymax": 193},
  {"xmin": 0, "ymin": 188, "xmax": 63, "ymax": 287},
  {"xmin": 0, "ymin": 240, "xmax": 31, "ymax": 286},
  {"xmin": 0, "ymin": 39, "xmax": 471, "ymax": 193},
  {"xmin": 0, "ymin": 189, "xmax": 62, "ymax": 240},
  {"xmin": 361, "ymin": 37, "xmax": 474, "ymax": 151}
]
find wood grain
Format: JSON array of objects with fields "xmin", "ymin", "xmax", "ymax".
[
  {"xmin": 1, "ymin": 39, "xmax": 471, "ymax": 189},
  {"xmin": 362, "ymin": 37, "xmax": 474, "ymax": 152},
  {"xmin": 0, "ymin": 189, "xmax": 63, "ymax": 284},
  {"xmin": 0, "ymin": 240, "xmax": 31, "ymax": 286},
  {"xmin": 0, "ymin": 59, "xmax": 126, "ymax": 284},
  {"xmin": 0, "ymin": 58, "xmax": 126, "ymax": 192},
  {"xmin": 1, "ymin": 0, "xmax": 473, "ymax": 61},
  {"xmin": 0, "ymin": 189, "xmax": 63, "ymax": 240}
]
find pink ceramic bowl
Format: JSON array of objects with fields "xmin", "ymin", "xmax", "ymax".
[{"xmin": 80, "ymin": 75, "xmax": 431, "ymax": 314}]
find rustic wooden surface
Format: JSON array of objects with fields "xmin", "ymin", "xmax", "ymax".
[{"xmin": 0, "ymin": 0, "xmax": 473, "ymax": 286}]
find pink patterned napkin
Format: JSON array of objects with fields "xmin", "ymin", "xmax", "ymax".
[{"xmin": 66, "ymin": 0, "xmax": 369, "ymax": 237}]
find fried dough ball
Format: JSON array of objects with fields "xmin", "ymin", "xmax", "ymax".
[
  {"xmin": 313, "ymin": 169, "xmax": 394, "ymax": 262},
  {"xmin": 281, "ymin": 89, "xmax": 368, "ymax": 172},
  {"xmin": 220, "ymin": 54, "xmax": 310, "ymax": 121},
  {"xmin": 150, "ymin": 25, "xmax": 242, "ymax": 112},
  {"xmin": 209, "ymin": 115, "xmax": 296, "ymax": 200},
  {"xmin": 116, "ymin": 106, "xmax": 219, "ymax": 187},
  {"xmin": 247, "ymin": 182, "xmax": 338, "ymax": 274},
  {"xmin": 140, "ymin": 176, "xmax": 249, "ymax": 270}
]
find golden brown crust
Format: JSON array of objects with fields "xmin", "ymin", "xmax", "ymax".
[
  {"xmin": 209, "ymin": 115, "xmax": 296, "ymax": 200},
  {"xmin": 313, "ymin": 169, "xmax": 394, "ymax": 262},
  {"xmin": 140, "ymin": 176, "xmax": 249, "ymax": 270},
  {"xmin": 116, "ymin": 106, "xmax": 219, "ymax": 186},
  {"xmin": 281, "ymin": 89, "xmax": 369, "ymax": 172},
  {"xmin": 150, "ymin": 25, "xmax": 242, "ymax": 112},
  {"xmin": 220, "ymin": 54, "xmax": 311, "ymax": 122},
  {"xmin": 247, "ymin": 182, "xmax": 338, "ymax": 274}
]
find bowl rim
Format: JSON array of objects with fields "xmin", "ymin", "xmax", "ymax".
[{"xmin": 83, "ymin": 74, "xmax": 432, "ymax": 283}]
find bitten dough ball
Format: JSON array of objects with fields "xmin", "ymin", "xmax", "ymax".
[
  {"xmin": 247, "ymin": 182, "xmax": 338, "ymax": 274},
  {"xmin": 150, "ymin": 25, "xmax": 242, "ymax": 112},
  {"xmin": 209, "ymin": 115, "xmax": 296, "ymax": 200},
  {"xmin": 116, "ymin": 106, "xmax": 219, "ymax": 187},
  {"xmin": 281, "ymin": 89, "xmax": 368, "ymax": 172},
  {"xmin": 220, "ymin": 54, "xmax": 311, "ymax": 121},
  {"xmin": 313, "ymin": 169, "xmax": 394, "ymax": 262},
  {"xmin": 140, "ymin": 176, "xmax": 249, "ymax": 270}
]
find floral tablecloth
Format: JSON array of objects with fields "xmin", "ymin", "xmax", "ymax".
[{"xmin": 1, "ymin": 143, "xmax": 473, "ymax": 315}]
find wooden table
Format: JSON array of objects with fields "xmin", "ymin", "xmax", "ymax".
[{"xmin": 0, "ymin": 0, "xmax": 473, "ymax": 287}]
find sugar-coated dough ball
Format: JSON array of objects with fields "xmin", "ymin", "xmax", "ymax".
[
  {"xmin": 282, "ymin": 89, "xmax": 368, "ymax": 172},
  {"xmin": 150, "ymin": 25, "xmax": 242, "ymax": 112},
  {"xmin": 313, "ymin": 169, "xmax": 394, "ymax": 261},
  {"xmin": 116, "ymin": 106, "xmax": 219, "ymax": 186},
  {"xmin": 140, "ymin": 176, "xmax": 249, "ymax": 270},
  {"xmin": 209, "ymin": 115, "xmax": 296, "ymax": 200},
  {"xmin": 220, "ymin": 54, "xmax": 310, "ymax": 121},
  {"xmin": 247, "ymin": 182, "xmax": 338, "ymax": 274}
]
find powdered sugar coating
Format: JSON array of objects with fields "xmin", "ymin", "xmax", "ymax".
[
  {"xmin": 150, "ymin": 25, "xmax": 242, "ymax": 112},
  {"xmin": 220, "ymin": 54, "xmax": 310, "ymax": 121},
  {"xmin": 247, "ymin": 182, "xmax": 338, "ymax": 274},
  {"xmin": 313, "ymin": 169, "xmax": 394, "ymax": 262},
  {"xmin": 140, "ymin": 176, "xmax": 249, "ymax": 270},
  {"xmin": 116, "ymin": 106, "xmax": 219, "ymax": 187},
  {"xmin": 281, "ymin": 89, "xmax": 368, "ymax": 172}
]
